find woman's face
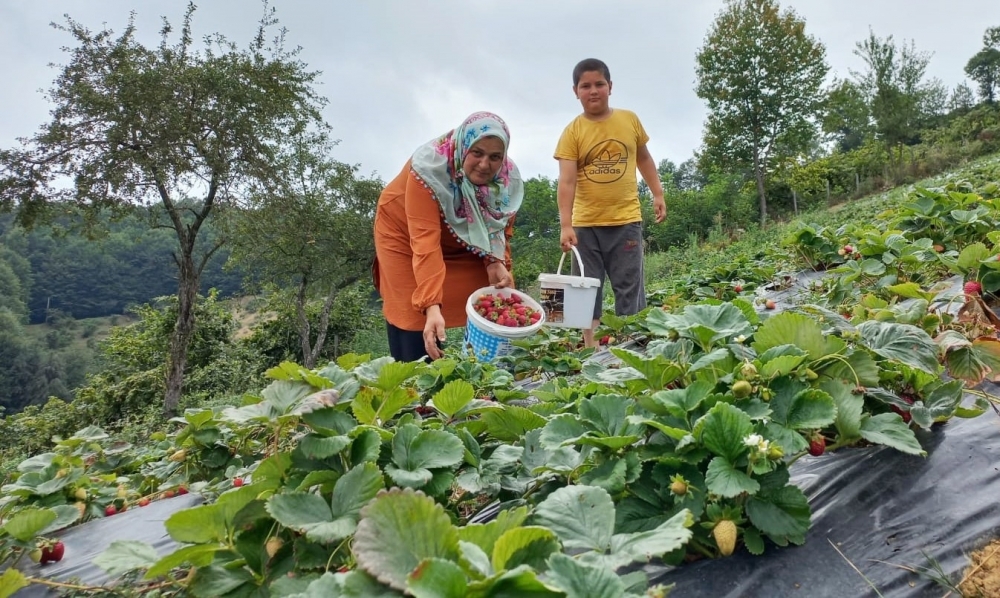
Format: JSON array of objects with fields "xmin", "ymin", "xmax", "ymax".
[{"xmin": 462, "ymin": 136, "xmax": 505, "ymax": 185}]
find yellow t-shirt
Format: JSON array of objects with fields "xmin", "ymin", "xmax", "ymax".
[{"xmin": 554, "ymin": 109, "xmax": 650, "ymax": 227}]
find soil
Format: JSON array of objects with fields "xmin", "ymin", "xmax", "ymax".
[{"xmin": 958, "ymin": 539, "xmax": 1000, "ymax": 597}]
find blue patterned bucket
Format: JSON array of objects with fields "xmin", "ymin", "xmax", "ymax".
[{"xmin": 464, "ymin": 286, "xmax": 545, "ymax": 362}]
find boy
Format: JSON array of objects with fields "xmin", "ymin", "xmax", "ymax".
[{"xmin": 554, "ymin": 58, "xmax": 666, "ymax": 348}]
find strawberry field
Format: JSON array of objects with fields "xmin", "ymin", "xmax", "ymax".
[{"xmin": 2, "ymin": 159, "xmax": 1000, "ymax": 597}]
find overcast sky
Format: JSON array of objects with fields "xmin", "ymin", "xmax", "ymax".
[{"xmin": 1, "ymin": 1, "xmax": 997, "ymax": 184}]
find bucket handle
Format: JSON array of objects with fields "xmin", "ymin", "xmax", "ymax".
[{"xmin": 556, "ymin": 245, "xmax": 586, "ymax": 278}]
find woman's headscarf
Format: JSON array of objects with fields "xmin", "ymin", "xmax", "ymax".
[{"xmin": 410, "ymin": 111, "xmax": 523, "ymax": 262}]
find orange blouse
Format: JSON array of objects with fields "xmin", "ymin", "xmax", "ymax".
[{"xmin": 373, "ymin": 160, "xmax": 515, "ymax": 332}]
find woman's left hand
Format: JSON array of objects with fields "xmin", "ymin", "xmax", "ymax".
[{"xmin": 486, "ymin": 261, "xmax": 513, "ymax": 288}]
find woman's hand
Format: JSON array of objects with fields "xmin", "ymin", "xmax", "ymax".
[
  {"xmin": 423, "ymin": 305, "xmax": 446, "ymax": 360},
  {"xmin": 486, "ymin": 261, "xmax": 513, "ymax": 288}
]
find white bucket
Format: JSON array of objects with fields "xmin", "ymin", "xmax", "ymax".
[
  {"xmin": 537, "ymin": 246, "xmax": 602, "ymax": 329},
  {"xmin": 464, "ymin": 286, "xmax": 546, "ymax": 361}
]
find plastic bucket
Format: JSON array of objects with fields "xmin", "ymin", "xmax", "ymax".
[
  {"xmin": 464, "ymin": 286, "xmax": 546, "ymax": 361},
  {"xmin": 537, "ymin": 246, "xmax": 602, "ymax": 329}
]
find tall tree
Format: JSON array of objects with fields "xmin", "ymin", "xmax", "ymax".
[
  {"xmin": 821, "ymin": 79, "xmax": 873, "ymax": 152},
  {"xmin": 851, "ymin": 30, "xmax": 938, "ymax": 162},
  {"xmin": 0, "ymin": 3, "xmax": 325, "ymax": 415},
  {"xmin": 949, "ymin": 82, "xmax": 978, "ymax": 113},
  {"xmin": 965, "ymin": 26, "xmax": 1000, "ymax": 104},
  {"xmin": 226, "ymin": 133, "xmax": 382, "ymax": 368},
  {"xmin": 695, "ymin": 0, "xmax": 828, "ymax": 225}
]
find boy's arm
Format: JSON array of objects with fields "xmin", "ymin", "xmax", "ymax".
[
  {"xmin": 636, "ymin": 144, "xmax": 666, "ymax": 223},
  {"xmin": 556, "ymin": 159, "xmax": 578, "ymax": 251}
]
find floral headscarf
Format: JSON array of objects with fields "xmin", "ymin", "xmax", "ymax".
[{"xmin": 410, "ymin": 111, "xmax": 523, "ymax": 262}]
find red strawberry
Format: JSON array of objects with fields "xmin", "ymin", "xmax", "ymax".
[
  {"xmin": 105, "ymin": 505, "xmax": 117, "ymax": 517},
  {"xmin": 600, "ymin": 335, "xmax": 611, "ymax": 345},
  {"xmin": 808, "ymin": 436, "xmax": 826, "ymax": 457},
  {"xmin": 964, "ymin": 280, "xmax": 983, "ymax": 295},
  {"xmin": 734, "ymin": 284, "xmax": 743, "ymax": 293},
  {"xmin": 233, "ymin": 478, "xmax": 244, "ymax": 487},
  {"xmin": 509, "ymin": 294, "xmax": 522, "ymax": 304},
  {"xmin": 138, "ymin": 497, "xmax": 150, "ymax": 507},
  {"xmin": 41, "ymin": 541, "xmax": 65, "ymax": 564},
  {"xmin": 177, "ymin": 486, "xmax": 188, "ymax": 495},
  {"xmin": 890, "ymin": 405, "xmax": 912, "ymax": 424}
]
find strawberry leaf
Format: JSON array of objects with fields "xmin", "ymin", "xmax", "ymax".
[
  {"xmin": 696, "ymin": 402, "xmax": 754, "ymax": 462},
  {"xmin": 544, "ymin": 553, "xmax": 625, "ymax": 598},
  {"xmin": 1, "ymin": 507, "xmax": 57, "ymax": 542},
  {"xmin": 429, "ymin": 380, "xmax": 475, "ymax": 419},
  {"xmin": 578, "ymin": 394, "xmax": 642, "ymax": 437},
  {"xmin": 0, "ymin": 569, "xmax": 29, "ymax": 598},
  {"xmin": 705, "ymin": 457, "xmax": 760, "ymax": 498},
  {"xmin": 752, "ymin": 312, "xmax": 827, "ymax": 361},
  {"xmin": 93, "ymin": 540, "xmax": 160, "ymax": 578},
  {"xmin": 481, "ymin": 406, "xmax": 547, "ymax": 442},
  {"xmin": 490, "ymin": 526, "xmax": 560, "ymax": 572},
  {"xmin": 821, "ymin": 379, "xmax": 863, "ymax": 440},
  {"xmin": 579, "ymin": 457, "xmax": 629, "ymax": 494},
  {"xmin": 406, "ymin": 558, "xmax": 467, "ymax": 598},
  {"xmin": 746, "ymin": 484, "xmax": 811, "ymax": 547},
  {"xmin": 857, "ymin": 320, "xmax": 940, "ymax": 374},
  {"xmin": 353, "ymin": 488, "xmax": 460, "ymax": 592},
  {"xmin": 386, "ymin": 425, "xmax": 464, "ymax": 489},
  {"xmin": 532, "ymin": 485, "xmax": 614, "ymax": 552},
  {"xmin": 859, "ymin": 413, "xmax": 926, "ymax": 456}
]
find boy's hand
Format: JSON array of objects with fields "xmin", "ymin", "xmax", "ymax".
[
  {"xmin": 653, "ymin": 196, "xmax": 667, "ymax": 223},
  {"xmin": 560, "ymin": 225, "xmax": 577, "ymax": 252}
]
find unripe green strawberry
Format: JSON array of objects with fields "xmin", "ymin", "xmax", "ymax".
[
  {"xmin": 713, "ymin": 520, "xmax": 738, "ymax": 556},
  {"xmin": 265, "ymin": 537, "xmax": 284, "ymax": 558},
  {"xmin": 741, "ymin": 361, "xmax": 758, "ymax": 379},
  {"xmin": 670, "ymin": 478, "xmax": 688, "ymax": 496},
  {"xmin": 732, "ymin": 380, "xmax": 752, "ymax": 398}
]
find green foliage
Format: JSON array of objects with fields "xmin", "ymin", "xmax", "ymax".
[
  {"xmin": 964, "ymin": 26, "xmax": 1000, "ymax": 104},
  {"xmin": 0, "ymin": 211, "xmax": 243, "ymax": 323},
  {"xmin": 509, "ymin": 177, "xmax": 561, "ymax": 289},
  {"xmin": 696, "ymin": 0, "xmax": 829, "ymax": 223},
  {"xmin": 224, "ymin": 132, "xmax": 384, "ymax": 367},
  {"xmin": 242, "ymin": 283, "xmax": 384, "ymax": 367},
  {"xmin": 851, "ymin": 30, "xmax": 945, "ymax": 152}
]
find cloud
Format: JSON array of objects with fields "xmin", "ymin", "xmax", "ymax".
[{"xmin": 1, "ymin": 0, "xmax": 997, "ymax": 184}]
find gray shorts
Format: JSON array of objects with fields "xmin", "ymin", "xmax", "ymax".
[{"xmin": 571, "ymin": 222, "xmax": 646, "ymax": 320}]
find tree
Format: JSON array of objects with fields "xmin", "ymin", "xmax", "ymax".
[
  {"xmin": 508, "ymin": 177, "xmax": 561, "ymax": 289},
  {"xmin": 965, "ymin": 26, "xmax": 1000, "ymax": 104},
  {"xmin": 695, "ymin": 0, "xmax": 829, "ymax": 225},
  {"xmin": 225, "ymin": 133, "xmax": 382, "ymax": 368},
  {"xmin": 950, "ymin": 82, "xmax": 978, "ymax": 113},
  {"xmin": 851, "ymin": 30, "xmax": 939, "ymax": 162},
  {"xmin": 821, "ymin": 79, "xmax": 873, "ymax": 153},
  {"xmin": 0, "ymin": 3, "xmax": 325, "ymax": 415}
]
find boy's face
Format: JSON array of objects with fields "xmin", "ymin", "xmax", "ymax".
[{"xmin": 574, "ymin": 70, "xmax": 612, "ymax": 116}]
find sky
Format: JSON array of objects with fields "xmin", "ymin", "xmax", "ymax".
[{"xmin": 1, "ymin": 1, "xmax": 997, "ymax": 184}]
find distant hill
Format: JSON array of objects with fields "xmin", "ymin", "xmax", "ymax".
[{"xmin": 0, "ymin": 211, "xmax": 245, "ymax": 323}]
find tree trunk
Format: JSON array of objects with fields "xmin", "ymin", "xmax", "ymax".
[
  {"xmin": 753, "ymin": 152, "xmax": 768, "ymax": 226},
  {"xmin": 158, "ymin": 172, "xmax": 219, "ymax": 418},
  {"xmin": 295, "ymin": 275, "xmax": 315, "ymax": 368},
  {"xmin": 164, "ymin": 252, "xmax": 198, "ymax": 417}
]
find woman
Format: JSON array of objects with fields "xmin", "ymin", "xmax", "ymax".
[{"xmin": 373, "ymin": 111, "xmax": 524, "ymax": 362}]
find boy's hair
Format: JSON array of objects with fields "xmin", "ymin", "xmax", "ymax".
[{"xmin": 572, "ymin": 58, "xmax": 611, "ymax": 87}]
